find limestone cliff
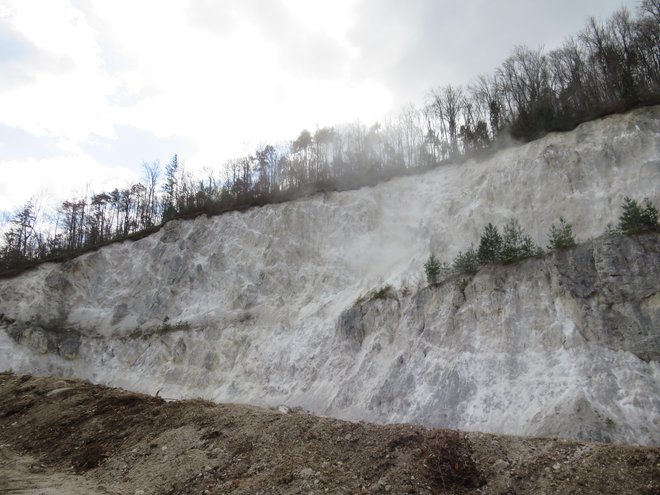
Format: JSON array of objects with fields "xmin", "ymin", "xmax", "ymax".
[
  {"xmin": 331, "ymin": 233, "xmax": 659, "ymax": 444},
  {"xmin": 0, "ymin": 107, "xmax": 658, "ymax": 445}
]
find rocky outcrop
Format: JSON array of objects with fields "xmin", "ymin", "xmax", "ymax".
[{"xmin": 331, "ymin": 233, "xmax": 659, "ymax": 444}]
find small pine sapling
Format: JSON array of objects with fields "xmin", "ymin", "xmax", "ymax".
[
  {"xmin": 424, "ymin": 253, "xmax": 442, "ymax": 286},
  {"xmin": 617, "ymin": 197, "xmax": 660, "ymax": 235},
  {"xmin": 547, "ymin": 217, "xmax": 577, "ymax": 251}
]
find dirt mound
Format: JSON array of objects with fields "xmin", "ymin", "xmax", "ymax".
[{"xmin": 0, "ymin": 372, "xmax": 657, "ymax": 494}]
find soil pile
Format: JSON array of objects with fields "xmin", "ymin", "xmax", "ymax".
[{"xmin": 0, "ymin": 373, "xmax": 657, "ymax": 494}]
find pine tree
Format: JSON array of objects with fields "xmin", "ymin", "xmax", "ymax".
[
  {"xmin": 424, "ymin": 253, "xmax": 441, "ymax": 286},
  {"xmin": 547, "ymin": 217, "xmax": 576, "ymax": 251},
  {"xmin": 617, "ymin": 197, "xmax": 659, "ymax": 234},
  {"xmin": 499, "ymin": 219, "xmax": 541, "ymax": 263},
  {"xmin": 453, "ymin": 247, "xmax": 480, "ymax": 275},
  {"xmin": 477, "ymin": 223, "xmax": 502, "ymax": 264},
  {"xmin": 640, "ymin": 199, "xmax": 659, "ymax": 230}
]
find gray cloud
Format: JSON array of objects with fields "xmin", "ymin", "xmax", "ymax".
[
  {"xmin": 0, "ymin": 18, "xmax": 73, "ymax": 91},
  {"xmin": 347, "ymin": 0, "xmax": 639, "ymax": 107},
  {"xmin": 187, "ymin": 0, "xmax": 352, "ymax": 79}
]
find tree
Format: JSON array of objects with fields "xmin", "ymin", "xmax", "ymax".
[
  {"xmin": 473, "ymin": 121, "xmax": 490, "ymax": 149},
  {"xmin": 616, "ymin": 197, "xmax": 659, "ymax": 234},
  {"xmin": 238, "ymin": 156, "xmax": 252, "ymax": 198},
  {"xmin": 255, "ymin": 145, "xmax": 277, "ymax": 195},
  {"xmin": 469, "ymin": 74, "xmax": 503, "ymax": 138},
  {"xmin": 163, "ymin": 154, "xmax": 179, "ymax": 219},
  {"xmin": 59, "ymin": 199, "xmax": 87, "ymax": 250},
  {"xmin": 424, "ymin": 253, "xmax": 442, "ymax": 286},
  {"xmin": 142, "ymin": 160, "xmax": 161, "ymax": 227},
  {"xmin": 397, "ymin": 105, "xmax": 424, "ymax": 167},
  {"xmin": 313, "ymin": 127, "xmax": 334, "ymax": 179},
  {"xmin": 88, "ymin": 192, "xmax": 110, "ymax": 245},
  {"xmin": 477, "ymin": 223, "xmax": 502, "ymax": 264},
  {"xmin": 641, "ymin": 199, "xmax": 660, "ymax": 229},
  {"xmin": 2, "ymin": 199, "xmax": 38, "ymax": 262},
  {"xmin": 430, "ymin": 85, "xmax": 463, "ymax": 155},
  {"xmin": 453, "ymin": 247, "xmax": 480, "ymax": 275},
  {"xmin": 499, "ymin": 219, "xmax": 541, "ymax": 263},
  {"xmin": 547, "ymin": 217, "xmax": 577, "ymax": 250},
  {"xmin": 292, "ymin": 129, "xmax": 313, "ymax": 183}
]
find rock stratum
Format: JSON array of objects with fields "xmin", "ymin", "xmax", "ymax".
[{"xmin": 1, "ymin": 107, "xmax": 659, "ymax": 445}]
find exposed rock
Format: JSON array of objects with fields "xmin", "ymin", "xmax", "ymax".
[{"xmin": 0, "ymin": 107, "xmax": 658, "ymax": 445}]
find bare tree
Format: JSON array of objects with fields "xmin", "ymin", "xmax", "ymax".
[
  {"xmin": 143, "ymin": 160, "xmax": 161, "ymax": 227},
  {"xmin": 430, "ymin": 85, "xmax": 463, "ymax": 155}
]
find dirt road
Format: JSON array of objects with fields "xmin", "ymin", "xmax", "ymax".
[{"xmin": 0, "ymin": 372, "xmax": 657, "ymax": 494}]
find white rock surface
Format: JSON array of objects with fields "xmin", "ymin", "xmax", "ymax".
[{"xmin": 0, "ymin": 107, "xmax": 659, "ymax": 444}]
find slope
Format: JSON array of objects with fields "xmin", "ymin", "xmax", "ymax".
[{"xmin": 1, "ymin": 373, "xmax": 658, "ymax": 495}]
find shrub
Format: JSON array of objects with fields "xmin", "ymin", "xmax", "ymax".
[
  {"xmin": 158, "ymin": 317, "xmax": 191, "ymax": 333},
  {"xmin": 425, "ymin": 430, "xmax": 485, "ymax": 490},
  {"xmin": 372, "ymin": 285, "xmax": 395, "ymax": 299},
  {"xmin": 499, "ymin": 219, "xmax": 542, "ymax": 263},
  {"xmin": 547, "ymin": 217, "xmax": 577, "ymax": 251},
  {"xmin": 453, "ymin": 247, "xmax": 480, "ymax": 275},
  {"xmin": 616, "ymin": 197, "xmax": 659, "ymax": 235},
  {"xmin": 356, "ymin": 285, "xmax": 397, "ymax": 305}
]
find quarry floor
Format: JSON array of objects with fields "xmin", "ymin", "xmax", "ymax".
[{"xmin": 0, "ymin": 373, "xmax": 657, "ymax": 495}]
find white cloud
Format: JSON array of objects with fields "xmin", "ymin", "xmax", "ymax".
[
  {"xmin": 0, "ymin": 0, "xmax": 393, "ymax": 207},
  {"xmin": 0, "ymin": 0, "xmax": 118, "ymax": 148},
  {"xmin": 0, "ymin": 154, "xmax": 137, "ymax": 213}
]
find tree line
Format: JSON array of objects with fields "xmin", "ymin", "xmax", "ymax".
[{"xmin": 1, "ymin": 2, "xmax": 659, "ymax": 274}]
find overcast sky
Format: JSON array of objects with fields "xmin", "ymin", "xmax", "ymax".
[{"xmin": 0, "ymin": 0, "xmax": 638, "ymax": 215}]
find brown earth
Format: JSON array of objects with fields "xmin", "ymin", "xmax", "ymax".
[{"xmin": 0, "ymin": 372, "xmax": 657, "ymax": 495}]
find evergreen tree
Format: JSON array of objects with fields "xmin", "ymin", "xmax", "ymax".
[
  {"xmin": 453, "ymin": 247, "xmax": 480, "ymax": 275},
  {"xmin": 424, "ymin": 253, "xmax": 442, "ymax": 286},
  {"xmin": 617, "ymin": 197, "xmax": 659, "ymax": 234},
  {"xmin": 477, "ymin": 223, "xmax": 502, "ymax": 264},
  {"xmin": 499, "ymin": 219, "xmax": 541, "ymax": 263},
  {"xmin": 547, "ymin": 217, "xmax": 577, "ymax": 251},
  {"xmin": 641, "ymin": 199, "xmax": 660, "ymax": 230}
]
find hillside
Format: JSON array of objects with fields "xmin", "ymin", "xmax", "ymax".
[
  {"xmin": 0, "ymin": 107, "xmax": 659, "ymax": 446},
  {"xmin": 1, "ymin": 373, "xmax": 658, "ymax": 495}
]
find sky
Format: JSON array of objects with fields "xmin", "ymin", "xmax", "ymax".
[{"xmin": 0, "ymin": 0, "xmax": 639, "ymax": 216}]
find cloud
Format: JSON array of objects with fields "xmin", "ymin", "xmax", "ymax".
[
  {"xmin": 0, "ymin": 0, "xmax": 117, "ymax": 146},
  {"xmin": 77, "ymin": 0, "xmax": 390, "ymax": 156},
  {"xmin": 0, "ymin": 15, "xmax": 71, "ymax": 91},
  {"xmin": 347, "ymin": 0, "xmax": 639, "ymax": 106},
  {"xmin": 0, "ymin": 0, "xmax": 640, "ymax": 214},
  {"xmin": 187, "ymin": 0, "xmax": 356, "ymax": 79},
  {"xmin": 82, "ymin": 125, "xmax": 194, "ymax": 172},
  {"xmin": 0, "ymin": 154, "xmax": 138, "ymax": 213},
  {"xmin": 0, "ymin": 124, "xmax": 61, "ymax": 160}
]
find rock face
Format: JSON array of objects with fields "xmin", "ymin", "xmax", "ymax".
[
  {"xmin": 330, "ymin": 233, "xmax": 659, "ymax": 445},
  {"xmin": 0, "ymin": 107, "xmax": 659, "ymax": 445}
]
